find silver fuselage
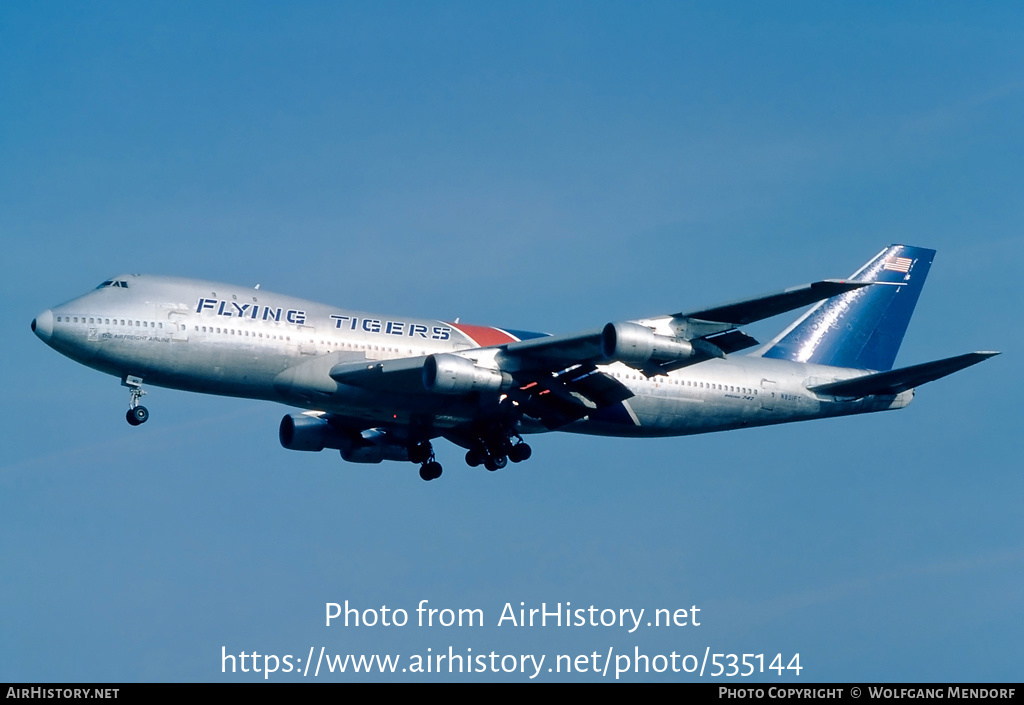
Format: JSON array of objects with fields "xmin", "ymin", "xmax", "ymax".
[{"xmin": 33, "ymin": 274, "xmax": 910, "ymax": 439}]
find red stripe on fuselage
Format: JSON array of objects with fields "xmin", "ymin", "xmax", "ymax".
[{"xmin": 448, "ymin": 323, "xmax": 518, "ymax": 347}]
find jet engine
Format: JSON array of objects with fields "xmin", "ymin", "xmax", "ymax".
[
  {"xmin": 279, "ymin": 414, "xmax": 410, "ymax": 463},
  {"xmin": 422, "ymin": 353, "xmax": 512, "ymax": 395},
  {"xmin": 279, "ymin": 413, "xmax": 355, "ymax": 452},
  {"xmin": 601, "ymin": 321, "xmax": 701, "ymax": 365},
  {"xmin": 338, "ymin": 428, "xmax": 410, "ymax": 464}
]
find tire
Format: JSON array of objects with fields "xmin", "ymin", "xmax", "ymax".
[
  {"xmin": 509, "ymin": 443, "xmax": 532, "ymax": 463},
  {"xmin": 127, "ymin": 406, "xmax": 149, "ymax": 426},
  {"xmin": 420, "ymin": 461, "xmax": 442, "ymax": 481}
]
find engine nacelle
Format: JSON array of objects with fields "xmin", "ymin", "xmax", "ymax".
[
  {"xmin": 601, "ymin": 321, "xmax": 696, "ymax": 365},
  {"xmin": 279, "ymin": 413, "xmax": 347, "ymax": 452},
  {"xmin": 422, "ymin": 353, "xmax": 511, "ymax": 395},
  {"xmin": 279, "ymin": 414, "xmax": 409, "ymax": 463},
  {"xmin": 338, "ymin": 428, "xmax": 410, "ymax": 464}
]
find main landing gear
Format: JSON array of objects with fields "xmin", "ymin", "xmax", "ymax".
[
  {"xmin": 410, "ymin": 441, "xmax": 443, "ymax": 482},
  {"xmin": 409, "ymin": 434, "xmax": 532, "ymax": 481},
  {"xmin": 123, "ymin": 375, "xmax": 149, "ymax": 426},
  {"xmin": 464, "ymin": 434, "xmax": 531, "ymax": 472}
]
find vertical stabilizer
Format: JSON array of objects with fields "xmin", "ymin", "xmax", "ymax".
[{"xmin": 760, "ymin": 244, "xmax": 935, "ymax": 371}]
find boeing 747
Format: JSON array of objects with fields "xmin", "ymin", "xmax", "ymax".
[{"xmin": 32, "ymin": 244, "xmax": 997, "ymax": 480}]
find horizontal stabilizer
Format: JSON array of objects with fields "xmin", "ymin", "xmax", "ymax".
[
  {"xmin": 676, "ymin": 279, "xmax": 873, "ymax": 325},
  {"xmin": 808, "ymin": 351, "xmax": 999, "ymax": 398}
]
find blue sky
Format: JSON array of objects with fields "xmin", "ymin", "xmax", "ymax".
[{"xmin": 2, "ymin": 2, "xmax": 1022, "ymax": 682}]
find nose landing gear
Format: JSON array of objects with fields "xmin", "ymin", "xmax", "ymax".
[{"xmin": 123, "ymin": 375, "xmax": 149, "ymax": 426}]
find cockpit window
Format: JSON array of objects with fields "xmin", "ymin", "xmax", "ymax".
[{"xmin": 96, "ymin": 280, "xmax": 129, "ymax": 289}]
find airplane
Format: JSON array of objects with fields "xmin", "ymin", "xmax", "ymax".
[{"xmin": 31, "ymin": 244, "xmax": 997, "ymax": 481}]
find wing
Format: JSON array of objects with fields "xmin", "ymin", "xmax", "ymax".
[
  {"xmin": 320, "ymin": 279, "xmax": 871, "ymax": 431},
  {"xmin": 492, "ymin": 279, "xmax": 873, "ymax": 428},
  {"xmin": 498, "ymin": 279, "xmax": 872, "ymax": 373}
]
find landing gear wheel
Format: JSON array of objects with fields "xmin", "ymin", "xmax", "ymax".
[
  {"xmin": 419, "ymin": 461, "xmax": 443, "ymax": 481},
  {"xmin": 484, "ymin": 455, "xmax": 507, "ymax": 472},
  {"xmin": 508, "ymin": 443, "xmax": 532, "ymax": 463},
  {"xmin": 124, "ymin": 377, "xmax": 148, "ymax": 426},
  {"xmin": 465, "ymin": 447, "xmax": 485, "ymax": 467},
  {"xmin": 126, "ymin": 405, "xmax": 149, "ymax": 426}
]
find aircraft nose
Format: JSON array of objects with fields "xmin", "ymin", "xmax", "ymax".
[{"xmin": 32, "ymin": 309, "xmax": 53, "ymax": 342}]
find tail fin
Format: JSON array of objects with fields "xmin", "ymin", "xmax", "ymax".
[{"xmin": 760, "ymin": 244, "xmax": 935, "ymax": 371}]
